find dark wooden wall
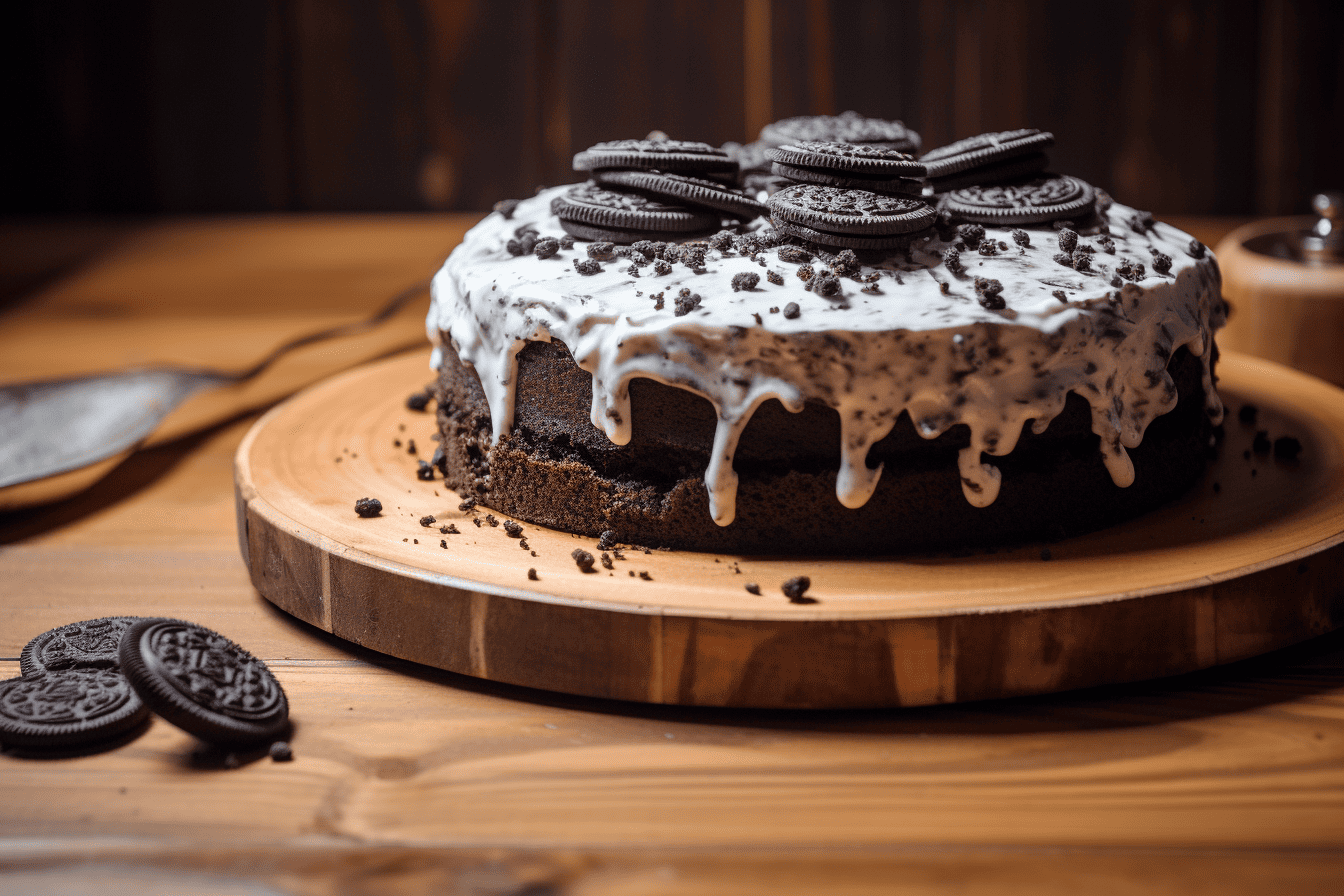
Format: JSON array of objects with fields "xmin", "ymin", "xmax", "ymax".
[{"xmin": 7, "ymin": 0, "xmax": 1342, "ymax": 216}]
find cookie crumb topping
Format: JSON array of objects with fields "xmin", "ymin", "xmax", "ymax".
[
  {"xmin": 571, "ymin": 549, "xmax": 596, "ymax": 573},
  {"xmin": 974, "ymin": 277, "xmax": 1006, "ymax": 310},
  {"xmin": 781, "ymin": 576, "xmax": 812, "ymax": 602},
  {"xmin": 674, "ymin": 290, "xmax": 702, "ymax": 316},
  {"xmin": 957, "ymin": 223, "xmax": 985, "ymax": 249},
  {"xmin": 731, "ymin": 272, "xmax": 760, "ymax": 291}
]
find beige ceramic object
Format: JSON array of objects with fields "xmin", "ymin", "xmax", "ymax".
[{"xmin": 1217, "ymin": 196, "xmax": 1344, "ymax": 386}]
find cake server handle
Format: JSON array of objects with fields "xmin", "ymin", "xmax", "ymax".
[{"xmin": 0, "ymin": 280, "xmax": 429, "ymax": 510}]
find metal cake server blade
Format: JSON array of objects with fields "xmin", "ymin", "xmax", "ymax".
[
  {"xmin": 0, "ymin": 369, "xmax": 225, "ymax": 487},
  {"xmin": 0, "ymin": 280, "xmax": 428, "ymax": 510}
]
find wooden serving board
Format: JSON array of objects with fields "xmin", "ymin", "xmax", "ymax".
[{"xmin": 234, "ymin": 351, "xmax": 1344, "ymax": 708}]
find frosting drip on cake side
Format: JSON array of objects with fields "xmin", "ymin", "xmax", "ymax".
[{"xmin": 429, "ymin": 186, "xmax": 1225, "ymax": 526}]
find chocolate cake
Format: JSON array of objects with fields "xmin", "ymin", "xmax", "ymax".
[{"xmin": 425, "ymin": 137, "xmax": 1226, "ymax": 556}]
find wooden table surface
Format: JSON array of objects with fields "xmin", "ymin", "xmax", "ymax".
[{"xmin": 4, "ymin": 214, "xmax": 1344, "ymax": 895}]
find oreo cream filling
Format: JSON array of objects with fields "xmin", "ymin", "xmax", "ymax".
[{"xmin": 429, "ymin": 185, "xmax": 1224, "ymax": 527}]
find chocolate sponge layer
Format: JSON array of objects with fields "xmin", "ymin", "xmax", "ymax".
[{"xmin": 434, "ymin": 339, "xmax": 1214, "ymax": 555}]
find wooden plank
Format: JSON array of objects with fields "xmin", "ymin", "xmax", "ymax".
[
  {"xmin": 743, "ymin": 0, "xmax": 773, "ymax": 139},
  {"xmin": 287, "ymin": 0, "xmax": 430, "ymax": 210},
  {"xmin": 4, "ymin": 650, "xmax": 1344, "ymax": 847},
  {"xmin": 911, "ymin": 0, "xmax": 958, "ymax": 152},
  {"xmin": 3, "ymin": 843, "xmax": 1344, "ymax": 895},
  {"xmin": 421, "ymin": 0, "xmax": 556, "ymax": 208},
  {"xmin": 826, "ymin": 0, "xmax": 922, "ymax": 142},
  {"xmin": 768, "ymin": 0, "xmax": 815, "ymax": 124},
  {"xmin": 14, "ymin": 0, "xmax": 157, "ymax": 213},
  {"xmin": 558, "ymin": 1, "xmax": 747, "ymax": 149},
  {"xmin": 145, "ymin": 1, "xmax": 292, "ymax": 212},
  {"xmin": 11, "ymin": 0, "xmax": 1343, "ymax": 216},
  {"xmin": 6, "ymin": 216, "xmax": 1343, "ymax": 890}
]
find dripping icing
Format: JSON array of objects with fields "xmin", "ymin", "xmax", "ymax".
[{"xmin": 428, "ymin": 186, "xmax": 1225, "ymax": 527}]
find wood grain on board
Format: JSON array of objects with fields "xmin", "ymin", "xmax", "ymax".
[
  {"xmin": 4, "ymin": 216, "xmax": 1344, "ymax": 894},
  {"xmin": 235, "ymin": 352, "xmax": 1344, "ymax": 707}
]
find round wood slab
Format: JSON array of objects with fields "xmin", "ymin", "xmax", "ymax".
[{"xmin": 235, "ymin": 351, "xmax": 1344, "ymax": 708}]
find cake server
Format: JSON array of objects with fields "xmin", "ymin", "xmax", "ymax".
[{"xmin": 0, "ymin": 280, "xmax": 428, "ymax": 510}]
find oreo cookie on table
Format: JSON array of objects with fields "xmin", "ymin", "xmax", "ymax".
[
  {"xmin": 573, "ymin": 139, "xmax": 737, "ymax": 176},
  {"xmin": 767, "ymin": 183, "xmax": 935, "ymax": 250},
  {"xmin": 552, "ymin": 182, "xmax": 720, "ymax": 244},
  {"xmin": 20, "ymin": 615, "xmax": 144, "ymax": 676},
  {"xmin": 3, "ymin": 615, "xmax": 151, "ymax": 751},
  {"xmin": 942, "ymin": 174, "xmax": 1097, "ymax": 225},
  {"xmin": 760, "ymin": 111, "xmax": 921, "ymax": 153},
  {"xmin": 921, "ymin": 129, "xmax": 1055, "ymax": 179},
  {"xmin": 120, "ymin": 618, "xmax": 289, "ymax": 749},
  {"xmin": 592, "ymin": 170, "xmax": 766, "ymax": 220},
  {"xmin": 0, "ymin": 667, "xmax": 149, "ymax": 750}
]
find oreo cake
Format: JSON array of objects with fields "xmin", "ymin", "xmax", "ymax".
[{"xmin": 427, "ymin": 135, "xmax": 1225, "ymax": 555}]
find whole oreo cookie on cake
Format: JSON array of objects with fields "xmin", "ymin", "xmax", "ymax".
[
  {"xmin": 920, "ymin": 128, "xmax": 1054, "ymax": 192},
  {"xmin": 425, "ymin": 119, "xmax": 1226, "ymax": 555},
  {"xmin": 768, "ymin": 183, "xmax": 936, "ymax": 250},
  {"xmin": 737, "ymin": 111, "xmax": 923, "ymax": 197}
]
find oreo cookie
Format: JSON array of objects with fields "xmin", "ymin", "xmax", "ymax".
[
  {"xmin": 0, "ymin": 668, "xmax": 149, "ymax": 749},
  {"xmin": 770, "ymin": 162, "xmax": 925, "ymax": 196},
  {"xmin": 573, "ymin": 139, "xmax": 737, "ymax": 176},
  {"xmin": 921, "ymin": 129, "xmax": 1055, "ymax": 178},
  {"xmin": 120, "ymin": 618, "xmax": 289, "ymax": 748},
  {"xmin": 769, "ymin": 217, "xmax": 918, "ymax": 251},
  {"xmin": 768, "ymin": 184, "xmax": 935, "ymax": 236},
  {"xmin": 942, "ymin": 175, "xmax": 1097, "ymax": 225},
  {"xmin": 20, "ymin": 616, "xmax": 144, "ymax": 676},
  {"xmin": 767, "ymin": 141, "xmax": 926, "ymax": 177},
  {"xmin": 592, "ymin": 170, "xmax": 767, "ymax": 220},
  {"xmin": 553, "ymin": 182, "xmax": 720, "ymax": 244},
  {"xmin": 927, "ymin": 152, "xmax": 1050, "ymax": 194},
  {"xmin": 553, "ymin": 219, "xmax": 671, "ymax": 245},
  {"xmin": 760, "ymin": 111, "xmax": 921, "ymax": 153}
]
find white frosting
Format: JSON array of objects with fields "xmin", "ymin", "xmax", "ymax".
[{"xmin": 428, "ymin": 185, "xmax": 1225, "ymax": 527}]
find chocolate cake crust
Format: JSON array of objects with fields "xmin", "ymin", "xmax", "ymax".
[{"xmin": 436, "ymin": 338, "xmax": 1214, "ymax": 555}]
